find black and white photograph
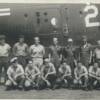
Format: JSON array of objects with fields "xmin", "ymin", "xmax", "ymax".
[{"xmin": 0, "ymin": 0, "xmax": 100, "ymax": 99}]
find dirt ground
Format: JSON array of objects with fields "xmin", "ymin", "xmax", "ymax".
[{"xmin": 0, "ymin": 86, "xmax": 100, "ymax": 99}]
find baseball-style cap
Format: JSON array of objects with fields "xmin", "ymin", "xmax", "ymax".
[
  {"xmin": 10, "ymin": 57, "xmax": 18, "ymax": 63},
  {"xmin": 68, "ymin": 38, "xmax": 73, "ymax": 42},
  {"xmin": 44, "ymin": 58, "xmax": 50, "ymax": 63}
]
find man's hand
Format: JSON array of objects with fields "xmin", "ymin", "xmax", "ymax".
[
  {"xmin": 13, "ymin": 81, "xmax": 17, "ymax": 86},
  {"xmin": 46, "ymin": 80, "xmax": 51, "ymax": 87}
]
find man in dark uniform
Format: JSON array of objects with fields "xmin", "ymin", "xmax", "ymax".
[
  {"xmin": 49, "ymin": 37, "xmax": 62, "ymax": 73},
  {"xmin": 62, "ymin": 38, "xmax": 77, "ymax": 77},
  {"xmin": 79, "ymin": 36, "xmax": 92, "ymax": 68}
]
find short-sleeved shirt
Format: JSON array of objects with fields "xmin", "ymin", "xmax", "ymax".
[
  {"xmin": 59, "ymin": 64, "xmax": 71, "ymax": 75},
  {"xmin": 13, "ymin": 42, "xmax": 28, "ymax": 56},
  {"xmin": 0, "ymin": 43, "xmax": 11, "ymax": 57},
  {"xmin": 41, "ymin": 63, "xmax": 56, "ymax": 76},
  {"xmin": 94, "ymin": 47, "xmax": 100, "ymax": 59},
  {"xmin": 25, "ymin": 66, "xmax": 39, "ymax": 78},
  {"xmin": 89, "ymin": 66, "xmax": 100, "ymax": 77},
  {"xmin": 74, "ymin": 65, "xmax": 88, "ymax": 77},
  {"xmin": 29, "ymin": 44, "xmax": 45, "ymax": 58},
  {"xmin": 7, "ymin": 64, "xmax": 24, "ymax": 78}
]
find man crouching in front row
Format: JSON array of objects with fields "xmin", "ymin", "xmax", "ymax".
[
  {"xmin": 74, "ymin": 61, "xmax": 88, "ymax": 90},
  {"xmin": 5, "ymin": 57, "xmax": 25, "ymax": 90}
]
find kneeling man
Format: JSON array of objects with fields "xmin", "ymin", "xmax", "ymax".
[
  {"xmin": 89, "ymin": 62, "xmax": 100, "ymax": 89},
  {"xmin": 5, "ymin": 57, "xmax": 24, "ymax": 90},
  {"xmin": 55, "ymin": 61, "xmax": 73, "ymax": 88},
  {"xmin": 37, "ymin": 58, "xmax": 56, "ymax": 89},
  {"xmin": 24, "ymin": 60, "xmax": 40, "ymax": 90},
  {"xmin": 74, "ymin": 61, "xmax": 88, "ymax": 89}
]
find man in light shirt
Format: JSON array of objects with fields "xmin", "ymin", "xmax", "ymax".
[
  {"xmin": 74, "ymin": 61, "xmax": 88, "ymax": 89},
  {"xmin": 55, "ymin": 61, "xmax": 73, "ymax": 88},
  {"xmin": 88, "ymin": 62, "xmax": 100, "ymax": 89},
  {"xmin": 5, "ymin": 57, "xmax": 24, "ymax": 90},
  {"xmin": 24, "ymin": 60, "xmax": 40, "ymax": 90},
  {"xmin": 13, "ymin": 35, "xmax": 28, "ymax": 67},
  {"xmin": 29, "ymin": 37, "xmax": 45, "ymax": 69},
  {"xmin": 93, "ymin": 40, "xmax": 100, "ymax": 64},
  {"xmin": 0, "ymin": 35, "xmax": 11, "ymax": 83}
]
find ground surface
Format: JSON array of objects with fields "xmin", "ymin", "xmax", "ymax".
[{"xmin": 0, "ymin": 86, "xmax": 100, "ymax": 99}]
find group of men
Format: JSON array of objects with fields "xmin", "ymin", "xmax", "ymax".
[{"xmin": 0, "ymin": 34, "xmax": 100, "ymax": 91}]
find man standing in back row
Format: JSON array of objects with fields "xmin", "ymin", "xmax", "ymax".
[
  {"xmin": 79, "ymin": 36, "xmax": 92, "ymax": 68},
  {"xmin": 29, "ymin": 37, "xmax": 45, "ymax": 69},
  {"xmin": 0, "ymin": 35, "xmax": 11, "ymax": 83},
  {"xmin": 13, "ymin": 35, "xmax": 28, "ymax": 68}
]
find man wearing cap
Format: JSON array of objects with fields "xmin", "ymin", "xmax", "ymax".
[
  {"xmin": 93, "ymin": 40, "xmax": 100, "ymax": 64},
  {"xmin": 24, "ymin": 60, "xmax": 40, "ymax": 90},
  {"xmin": 62, "ymin": 38, "xmax": 77, "ymax": 77},
  {"xmin": 29, "ymin": 37, "xmax": 45, "ymax": 69},
  {"xmin": 49, "ymin": 37, "xmax": 62, "ymax": 72},
  {"xmin": 0, "ymin": 35, "xmax": 11, "ymax": 83},
  {"xmin": 13, "ymin": 35, "xmax": 28, "ymax": 67},
  {"xmin": 79, "ymin": 36, "xmax": 92, "ymax": 68},
  {"xmin": 5, "ymin": 57, "xmax": 24, "ymax": 90},
  {"xmin": 37, "ymin": 58, "xmax": 56, "ymax": 89}
]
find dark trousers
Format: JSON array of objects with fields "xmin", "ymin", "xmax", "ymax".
[
  {"xmin": 88, "ymin": 76, "xmax": 100, "ymax": 89},
  {"xmin": 37, "ymin": 74, "xmax": 57, "ymax": 90},
  {"xmin": 0, "ymin": 57, "xmax": 9, "ymax": 83}
]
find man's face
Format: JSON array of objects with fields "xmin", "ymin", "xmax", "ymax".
[
  {"xmin": 34, "ymin": 37, "xmax": 40, "ymax": 45},
  {"xmin": 28, "ymin": 63, "xmax": 33, "ymax": 69},
  {"xmin": 0, "ymin": 39, "xmax": 5, "ymax": 44},
  {"xmin": 82, "ymin": 38, "xmax": 87, "ymax": 44},
  {"xmin": 77, "ymin": 62, "xmax": 82, "ymax": 68},
  {"xmin": 12, "ymin": 62, "xmax": 18, "ymax": 68},
  {"xmin": 19, "ymin": 38, "xmax": 24, "ymax": 43},
  {"xmin": 94, "ymin": 63, "xmax": 98, "ymax": 69},
  {"xmin": 53, "ymin": 38, "xmax": 58, "ymax": 45}
]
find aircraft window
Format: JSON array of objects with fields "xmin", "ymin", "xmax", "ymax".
[
  {"xmin": 36, "ymin": 12, "xmax": 40, "ymax": 17},
  {"xmin": 44, "ymin": 12, "xmax": 48, "ymax": 16},
  {"xmin": 24, "ymin": 13, "xmax": 28, "ymax": 18}
]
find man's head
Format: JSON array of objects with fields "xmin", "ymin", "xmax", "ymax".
[
  {"xmin": 97, "ymin": 40, "xmax": 100, "ymax": 46},
  {"xmin": 53, "ymin": 37, "xmax": 58, "ymax": 45},
  {"xmin": 93, "ymin": 62, "xmax": 99, "ymax": 69},
  {"xmin": 10, "ymin": 57, "xmax": 18, "ymax": 68},
  {"xmin": 82, "ymin": 35, "xmax": 88, "ymax": 44},
  {"xmin": 0, "ymin": 35, "xmax": 6, "ymax": 44},
  {"xmin": 28, "ymin": 60, "xmax": 33, "ymax": 70},
  {"xmin": 44, "ymin": 58, "xmax": 50, "ymax": 66},
  {"xmin": 18, "ymin": 35, "xmax": 24, "ymax": 43},
  {"xmin": 77, "ymin": 61, "xmax": 82, "ymax": 68},
  {"xmin": 34, "ymin": 37, "xmax": 40, "ymax": 45},
  {"xmin": 67, "ymin": 38, "xmax": 73, "ymax": 45}
]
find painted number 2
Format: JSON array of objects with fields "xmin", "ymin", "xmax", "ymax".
[{"xmin": 84, "ymin": 5, "xmax": 100, "ymax": 27}]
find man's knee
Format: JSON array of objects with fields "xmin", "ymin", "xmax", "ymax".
[
  {"xmin": 24, "ymin": 80, "xmax": 31, "ymax": 87},
  {"xmin": 5, "ymin": 80, "xmax": 12, "ymax": 86}
]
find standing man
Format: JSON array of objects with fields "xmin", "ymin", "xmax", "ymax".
[
  {"xmin": 5, "ymin": 57, "xmax": 25, "ymax": 90},
  {"xmin": 79, "ymin": 36, "xmax": 92, "ymax": 68},
  {"xmin": 29, "ymin": 37, "xmax": 45, "ymax": 69},
  {"xmin": 49, "ymin": 37, "xmax": 62, "ymax": 72},
  {"xmin": 62, "ymin": 38, "xmax": 77, "ymax": 77},
  {"xmin": 0, "ymin": 35, "xmax": 11, "ymax": 83},
  {"xmin": 13, "ymin": 35, "xmax": 28, "ymax": 68},
  {"xmin": 93, "ymin": 40, "xmax": 100, "ymax": 64},
  {"xmin": 74, "ymin": 61, "xmax": 88, "ymax": 89}
]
